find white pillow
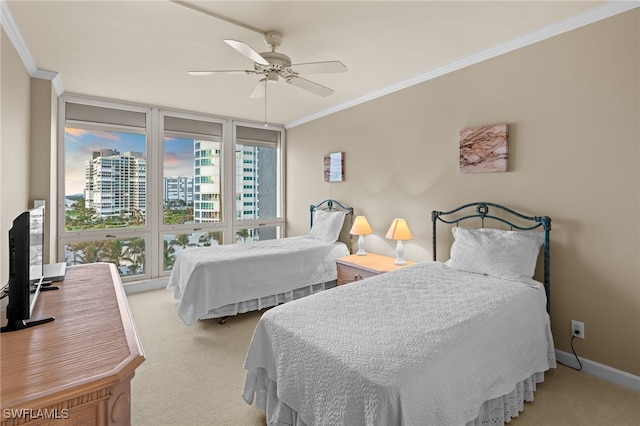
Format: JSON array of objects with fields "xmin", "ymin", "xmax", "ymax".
[
  {"xmin": 308, "ymin": 210, "xmax": 347, "ymax": 243},
  {"xmin": 445, "ymin": 227, "xmax": 544, "ymax": 281}
]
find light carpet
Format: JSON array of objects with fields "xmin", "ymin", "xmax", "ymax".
[{"xmin": 127, "ymin": 288, "xmax": 639, "ymax": 426}]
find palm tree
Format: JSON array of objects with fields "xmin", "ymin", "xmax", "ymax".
[
  {"xmin": 207, "ymin": 231, "xmax": 223, "ymax": 246},
  {"xmin": 171, "ymin": 233, "xmax": 190, "ymax": 248},
  {"xmin": 103, "ymin": 239, "xmax": 133, "ymax": 271},
  {"xmin": 131, "ymin": 209, "xmax": 145, "ymax": 226},
  {"xmin": 75, "ymin": 241, "xmax": 106, "ymax": 264},
  {"xmin": 163, "ymin": 240, "xmax": 176, "ymax": 271},
  {"xmin": 126, "ymin": 238, "xmax": 146, "ymax": 274},
  {"xmin": 236, "ymin": 229, "xmax": 249, "ymax": 243},
  {"xmin": 66, "ymin": 242, "xmax": 82, "ymax": 265},
  {"xmin": 65, "ymin": 198, "xmax": 97, "ymax": 231}
]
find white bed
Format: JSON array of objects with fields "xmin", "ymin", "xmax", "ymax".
[
  {"xmin": 166, "ymin": 199, "xmax": 352, "ymax": 325},
  {"xmin": 242, "ymin": 202, "xmax": 556, "ymax": 425}
]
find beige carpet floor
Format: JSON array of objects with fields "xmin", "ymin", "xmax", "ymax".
[{"xmin": 128, "ymin": 288, "xmax": 639, "ymax": 426}]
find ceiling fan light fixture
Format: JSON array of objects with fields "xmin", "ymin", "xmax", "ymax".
[
  {"xmin": 266, "ymin": 71, "xmax": 279, "ymax": 83},
  {"xmin": 189, "ymin": 30, "xmax": 346, "ymax": 100}
]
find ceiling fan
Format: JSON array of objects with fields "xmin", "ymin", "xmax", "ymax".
[{"xmin": 188, "ymin": 31, "xmax": 347, "ymax": 98}]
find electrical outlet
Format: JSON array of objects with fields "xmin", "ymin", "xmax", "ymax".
[{"xmin": 571, "ymin": 320, "xmax": 585, "ymax": 339}]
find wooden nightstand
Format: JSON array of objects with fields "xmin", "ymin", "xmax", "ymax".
[{"xmin": 336, "ymin": 253, "xmax": 415, "ymax": 285}]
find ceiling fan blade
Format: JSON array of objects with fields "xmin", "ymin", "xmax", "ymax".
[
  {"xmin": 291, "ymin": 61, "xmax": 347, "ymax": 74},
  {"xmin": 288, "ymin": 76, "xmax": 334, "ymax": 97},
  {"xmin": 188, "ymin": 70, "xmax": 254, "ymax": 76},
  {"xmin": 224, "ymin": 39, "xmax": 269, "ymax": 66},
  {"xmin": 249, "ymin": 79, "xmax": 266, "ymax": 99}
]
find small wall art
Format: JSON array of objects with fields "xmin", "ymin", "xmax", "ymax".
[
  {"xmin": 459, "ymin": 123, "xmax": 508, "ymax": 173},
  {"xmin": 324, "ymin": 152, "xmax": 344, "ymax": 182}
]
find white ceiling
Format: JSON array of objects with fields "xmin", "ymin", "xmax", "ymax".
[{"xmin": 3, "ymin": 1, "xmax": 634, "ymax": 127}]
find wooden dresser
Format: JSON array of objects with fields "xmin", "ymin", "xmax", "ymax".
[
  {"xmin": 336, "ymin": 253, "xmax": 415, "ymax": 285},
  {"xmin": 1, "ymin": 263, "xmax": 145, "ymax": 426}
]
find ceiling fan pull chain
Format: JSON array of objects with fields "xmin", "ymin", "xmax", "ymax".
[{"xmin": 264, "ymin": 79, "xmax": 268, "ymax": 127}]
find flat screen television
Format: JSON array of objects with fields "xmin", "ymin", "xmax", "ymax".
[{"xmin": 1, "ymin": 205, "xmax": 54, "ymax": 332}]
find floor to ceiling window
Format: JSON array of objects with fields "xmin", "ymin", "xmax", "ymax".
[
  {"xmin": 160, "ymin": 112, "xmax": 227, "ymax": 272},
  {"xmin": 58, "ymin": 96, "xmax": 285, "ymax": 281},
  {"xmin": 234, "ymin": 124, "xmax": 283, "ymax": 243},
  {"xmin": 61, "ymin": 100, "xmax": 150, "ymax": 279}
]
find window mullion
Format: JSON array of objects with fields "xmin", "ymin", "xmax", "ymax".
[
  {"xmin": 148, "ymin": 108, "xmax": 161, "ymax": 278},
  {"xmin": 223, "ymin": 119, "xmax": 235, "ymax": 244}
]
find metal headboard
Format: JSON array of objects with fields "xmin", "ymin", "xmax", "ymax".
[
  {"xmin": 309, "ymin": 199, "xmax": 354, "ymax": 228},
  {"xmin": 310, "ymin": 199, "xmax": 354, "ymax": 253},
  {"xmin": 431, "ymin": 202, "xmax": 552, "ymax": 313}
]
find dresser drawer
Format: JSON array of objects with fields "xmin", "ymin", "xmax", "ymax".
[{"xmin": 336, "ymin": 262, "xmax": 380, "ymax": 285}]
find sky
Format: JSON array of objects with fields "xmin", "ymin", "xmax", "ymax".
[
  {"xmin": 65, "ymin": 128, "xmax": 194, "ymax": 196},
  {"xmin": 163, "ymin": 137, "xmax": 195, "ymax": 177}
]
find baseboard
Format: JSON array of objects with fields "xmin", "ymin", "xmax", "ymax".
[
  {"xmin": 124, "ymin": 277, "xmax": 168, "ymax": 294},
  {"xmin": 555, "ymin": 349, "xmax": 640, "ymax": 393}
]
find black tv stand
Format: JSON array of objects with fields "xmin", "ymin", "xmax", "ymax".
[
  {"xmin": 1, "ymin": 316, "xmax": 55, "ymax": 333},
  {"xmin": 40, "ymin": 286, "xmax": 59, "ymax": 291},
  {"xmin": 31, "ymin": 285, "xmax": 59, "ymax": 293}
]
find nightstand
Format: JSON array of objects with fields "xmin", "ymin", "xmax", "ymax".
[{"xmin": 336, "ymin": 253, "xmax": 415, "ymax": 285}]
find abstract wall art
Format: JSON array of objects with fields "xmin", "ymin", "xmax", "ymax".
[
  {"xmin": 459, "ymin": 123, "xmax": 508, "ymax": 173},
  {"xmin": 324, "ymin": 151, "xmax": 344, "ymax": 182}
]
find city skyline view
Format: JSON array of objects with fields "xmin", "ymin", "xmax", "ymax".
[
  {"xmin": 64, "ymin": 125, "xmax": 270, "ymax": 226},
  {"xmin": 58, "ymin": 100, "xmax": 283, "ymax": 280},
  {"xmin": 64, "ymin": 128, "xmax": 194, "ymax": 195}
]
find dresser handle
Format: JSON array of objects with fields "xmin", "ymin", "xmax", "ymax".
[{"xmin": 353, "ymin": 273, "xmax": 363, "ymax": 281}]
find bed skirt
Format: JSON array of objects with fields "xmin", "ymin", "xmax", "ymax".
[
  {"xmin": 199, "ymin": 280, "xmax": 337, "ymax": 320},
  {"xmin": 243, "ymin": 368, "xmax": 547, "ymax": 426}
]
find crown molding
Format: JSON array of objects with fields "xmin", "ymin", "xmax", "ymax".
[
  {"xmin": 0, "ymin": 0, "xmax": 36, "ymax": 73},
  {"xmin": 1, "ymin": 0, "xmax": 637, "ymax": 123},
  {"xmin": 286, "ymin": 0, "xmax": 640, "ymax": 129},
  {"xmin": 34, "ymin": 69, "xmax": 64, "ymax": 96},
  {"xmin": 1, "ymin": 0, "xmax": 64, "ymax": 96}
]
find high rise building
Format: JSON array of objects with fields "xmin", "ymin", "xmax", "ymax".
[
  {"xmin": 235, "ymin": 144, "xmax": 276, "ymax": 221},
  {"xmin": 193, "ymin": 140, "xmax": 222, "ymax": 223},
  {"xmin": 236, "ymin": 145, "xmax": 257, "ymax": 221},
  {"xmin": 84, "ymin": 149, "xmax": 146, "ymax": 218},
  {"xmin": 234, "ymin": 143, "xmax": 277, "ymax": 240},
  {"xmin": 163, "ymin": 176, "xmax": 194, "ymax": 205},
  {"xmin": 192, "ymin": 141, "xmax": 273, "ymax": 229}
]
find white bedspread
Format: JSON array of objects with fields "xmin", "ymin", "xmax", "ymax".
[
  {"xmin": 243, "ymin": 261, "xmax": 555, "ymax": 425},
  {"xmin": 166, "ymin": 236, "xmax": 349, "ymax": 325}
]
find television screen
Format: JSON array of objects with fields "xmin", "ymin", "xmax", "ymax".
[{"xmin": 1, "ymin": 205, "xmax": 54, "ymax": 333}]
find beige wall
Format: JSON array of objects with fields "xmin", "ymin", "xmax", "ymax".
[
  {"xmin": 286, "ymin": 10, "xmax": 639, "ymax": 375},
  {"xmin": 1, "ymin": 29, "xmax": 58, "ymax": 282},
  {"xmin": 1, "ymin": 28, "xmax": 31, "ymax": 285},
  {"xmin": 30, "ymin": 78, "xmax": 58, "ymax": 264}
]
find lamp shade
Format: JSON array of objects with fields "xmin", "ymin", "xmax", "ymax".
[
  {"xmin": 350, "ymin": 216, "xmax": 373, "ymax": 236},
  {"xmin": 385, "ymin": 218, "xmax": 412, "ymax": 241}
]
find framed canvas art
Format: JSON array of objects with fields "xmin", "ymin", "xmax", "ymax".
[
  {"xmin": 459, "ymin": 123, "xmax": 508, "ymax": 173},
  {"xmin": 324, "ymin": 152, "xmax": 344, "ymax": 182}
]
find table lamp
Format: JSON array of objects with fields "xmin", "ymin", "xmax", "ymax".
[
  {"xmin": 385, "ymin": 218, "xmax": 412, "ymax": 265},
  {"xmin": 349, "ymin": 216, "xmax": 373, "ymax": 256}
]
